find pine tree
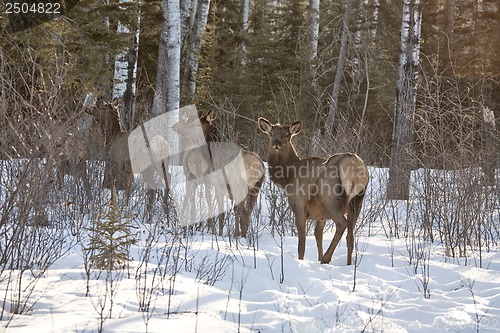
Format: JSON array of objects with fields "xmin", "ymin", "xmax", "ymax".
[{"xmin": 86, "ymin": 193, "xmax": 135, "ymax": 271}]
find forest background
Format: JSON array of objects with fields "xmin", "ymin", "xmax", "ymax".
[{"xmin": 0, "ymin": 0, "xmax": 499, "ymax": 199}]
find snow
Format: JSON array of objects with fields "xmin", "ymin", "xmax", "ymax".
[{"xmin": 1, "ymin": 166, "xmax": 499, "ymax": 332}]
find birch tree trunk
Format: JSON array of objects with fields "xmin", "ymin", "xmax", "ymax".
[
  {"xmin": 386, "ymin": 0, "xmax": 422, "ymax": 200},
  {"xmin": 149, "ymin": 0, "xmax": 181, "ymax": 173},
  {"xmin": 324, "ymin": 0, "xmax": 352, "ymax": 141},
  {"xmin": 164, "ymin": 0, "xmax": 181, "ymax": 113},
  {"xmin": 181, "ymin": 0, "xmax": 196, "ymax": 53},
  {"xmin": 112, "ymin": 0, "xmax": 140, "ymax": 131},
  {"xmin": 368, "ymin": 0, "xmax": 380, "ymax": 40},
  {"xmin": 241, "ymin": 0, "xmax": 249, "ymax": 66},
  {"xmin": 351, "ymin": 0, "xmax": 365, "ymax": 93},
  {"xmin": 481, "ymin": 106, "xmax": 497, "ymax": 186},
  {"xmin": 307, "ymin": 0, "xmax": 322, "ymax": 154},
  {"xmin": 307, "ymin": 0, "xmax": 319, "ymax": 86},
  {"xmin": 181, "ymin": 0, "xmax": 210, "ymax": 104},
  {"xmin": 145, "ymin": 0, "xmax": 181, "ymax": 211},
  {"xmin": 153, "ymin": 0, "xmax": 181, "ymax": 115}
]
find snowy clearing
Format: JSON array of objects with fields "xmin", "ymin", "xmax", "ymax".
[{"xmin": 1, "ymin": 166, "xmax": 499, "ymax": 332}]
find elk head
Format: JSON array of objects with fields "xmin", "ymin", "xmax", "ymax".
[
  {"xmin": 173, "ymin": 109, "xmax": 218, "ymax": 145},
  {"xmin": 258, "ymin": 118, "xmax": 303, "ymax": 160}
]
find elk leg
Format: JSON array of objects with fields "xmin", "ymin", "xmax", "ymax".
[
  {"xmin": 239, "ymin": 201, "xmax": 250, "ymax": 238},
  {"xmin": 204, "ymin": 184, "xmax": 219, "ymax": 235},
  {"xmin": 145, "ymin": 189, "xmax": 156, "ymax": 222},
  {"xmin": 162, "ymin": 187, "xmax": 170, "ymax": 215},
  {"xmin": 160, "ymin": 161, "xmax": 171, "ymax": 214},
  {"xmin": 218, "ymin": 212, "xmax": 225, "ymax": 237},
  {"xmin": 346, "ymin": 220, "xmax": 354, "ymax": 265},
  {"xmin": 56, "ymin": 162, "xmax": 65, "ymax": 191},
  {"xmin": 216, "ymin": 195, "xmax": 225, "ymax": 237},
  {"xmin": 242, "ymin": 187, "xmax": 261, "ymax": 238},
  {"xmin": 346, "ymin": 193, "xmax": 365, "ymax": 265},
  {"xmin": 205, "ymin": 183, "xmax": 223, "ymax": 236},
  {"xmin": 78, "ymin": 161, "xmax": 92, "ymax": 201},
  {"xmin": 321, "ymin": 211, "xmax": 348, "ymax": 264},
  {"xmin": 315, "ymin": 219, "xmax": 325, "ymax": 261},
  {"xmin": 82, "ymin": 173, "xmax": 92, "ymax": 200},
  {"xmin": 294, "ymin": 209, "xmax": 307, "ymax": 260},
  {"xmin": 181, "ymin": 182, "xmax": 195, "ymax": 227},
  {"xmin": 234, "ymin": 201, "xmax": 243, "ymax": 237},
  {"xmin": 235, "ymin": 195, "xmax": 251, "ymax": 238},
  {"xmin": 125, "ymin": 176, "xmax": 132, "ymax": 203},
  {"xmin": 204, "ymin": 183, "xmax": 225, "ymax": 236}
]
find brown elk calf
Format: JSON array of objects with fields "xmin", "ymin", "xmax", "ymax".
[
  {"xmin": 173, "ymin": 109, "xmax": 265, "ymax": 237},
  {"xmin": 258, "ymin": 118, "xmax": 369, "ymax": 265}
]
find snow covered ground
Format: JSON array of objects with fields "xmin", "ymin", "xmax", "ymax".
[{"xmin": 1, "ymin": 167, "xmax": 499, "ymax": 332}]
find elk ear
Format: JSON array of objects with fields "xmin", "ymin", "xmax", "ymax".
[
  {"xmin": 180, "ymin": 109, "xmax": 190, "ymax": 123},
  {"xmin": 289, "ymin": 121, "xmax": 302, "ymax": 136},
  {"xmin": 110, "ymin": 98, "xmax": 120, "ymax": 109},
  {"xmin": 205, "ymin": 109, "xmax": 217, "ymax": 124},
  {"xmin": 258, "ymin": 117, "xmax": 273, "ymax": 134}
]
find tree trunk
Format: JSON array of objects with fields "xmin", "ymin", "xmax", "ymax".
[
  {"xmin": 112, "ymin": 0, "xmax": 140, "ymax": 131},
  {"xmin": 307, "ymin": 0, "xmax": 322, "ymax": 155},
  {"xmin": 151, "ymin": 0, "xmax": 181, "ymax": 167},
  {"xmin": 368, "ymin": 0, "xmax": 380, "ymax": 40},
  {"xmin": 482, "ymin": 106, "xmax": 497, "ymax": 186},
  {"xmin": 240, "ymin": 0, "xmax": 249, "ymax": 66},
  {"xmin": 386, "ymin": 0, "xmax": 422, "ymax": 200},
  {"xmin": 181, "ymin": 0, "xmax": 210, "ymax": 104},
  {"xmin": 153, "ymin": 0, "xmax": 181, "ymax": 116},
  {"xmin": 152, "ymin": 0, "xmax": 179, "ymax": 115},
  {"xmin": 165, "ymin": 0, "xmax": 181, "ymax": 113},
  {"xmin": 181, "ymin": 0, "xmax": 196, "ymax": 52},
  {"xmin": 351, "ymin": 0, "xmax": 364, "ymax": 92},
  {"xmin": 324, "ymin": 0, "xmax": 352, "ymax": 141},
  {"xmin": 307, "ymin": 0, "xmax": 319, "ymax": 85}
]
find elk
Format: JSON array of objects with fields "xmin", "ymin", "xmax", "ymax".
[
  {"xmin": 258, "ymin": 118, "xmax": 369, "ymax": 265},
  {"xmin": 87, "ymin": 98, "xmax": 171, "ymax": 216},
  {"xmin": 86, "ymin": 99, "xmax": 133, "ymax": 199},
  {"xmin": 45, "ymin": 112, "xmax": 94, "ymax": 201},
  {"xmin": 173, "ymin": 109, "xmax": 265, "ymax": 237}
]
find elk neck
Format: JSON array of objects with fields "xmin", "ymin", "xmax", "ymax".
[
  {"xmin": 267, "ymin": 143, "xmax": 301, "ymax": 187},
  {"xmin": 205, "ymin": 125, "xmax": 219, "ymax": 143}
]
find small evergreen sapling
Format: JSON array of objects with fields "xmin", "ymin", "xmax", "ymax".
[{"xmin": 87, "ymin": 193, "xmax": 135, "ymax": 271}]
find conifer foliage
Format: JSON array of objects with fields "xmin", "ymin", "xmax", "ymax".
[{"xmin": 86, "ymin": 193, "xmax": 135, "ymax": 271}]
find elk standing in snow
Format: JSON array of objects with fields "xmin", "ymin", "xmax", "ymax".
[
  {"xmin": 258, "ymin": 118, "xmax": 369, "ymax": 264},
  {"xmin": 86, "ymin": 99, "xmax": 132, "ymax": 200},
  {"xmin": 173, "ymin": 110, "xmax": 264, "ymax": 237}
]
